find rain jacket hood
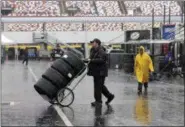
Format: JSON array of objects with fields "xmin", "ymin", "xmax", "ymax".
[{"xmin": 139, "ymin": 46, "xmax": 145, "ymax": 52}]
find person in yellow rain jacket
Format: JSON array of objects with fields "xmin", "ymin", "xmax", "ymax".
[{"xmin": 134, "ymin": 46, "xmax": 154, "ymax": 94}]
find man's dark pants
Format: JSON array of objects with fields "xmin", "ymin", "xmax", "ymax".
[
  {"xmin": 138, "ymin": 82, "xmax": 148, "ymax": 92},
  {"xmin": 93, "ymin": 76, "xmax": 112, "ymax": 103},
  {"xmin": 22, "ymin": 57, "xmax": 28, "ymax": 65}
]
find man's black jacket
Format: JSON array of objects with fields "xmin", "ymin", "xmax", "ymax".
[{"xmin": 87, "ymin": 46, "xmax": 108, "ymax": 77}]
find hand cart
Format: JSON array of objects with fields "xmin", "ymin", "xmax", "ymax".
[
  {"xmin": 50, "ymin": 60, "xmax": 89, "ymax": 107},
  {"xmin": 35, "ymin": 37, "xmax": 87, "ymax": 107}
]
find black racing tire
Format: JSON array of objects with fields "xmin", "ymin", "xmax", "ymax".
[
  {"xmin": 51, "ymin": 58, "xmax": 75, "ymax": 80},
  {"xmin": 42, "ymin": 67, "xmax": 69, "ymax": 89},
  {"xmin": 61, "ymin": 51, "xmax": 85, "ymax": 75},
  {"xmin": 34, "ymin": 78, "xmax": 58, "ymax": 101}
]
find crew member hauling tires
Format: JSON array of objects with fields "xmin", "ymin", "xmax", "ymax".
[
  {"xmin": 34, "ymin": 51, "xmax": 86, "ymax": 106},
  {"xmin": 87, "ymin": 38, "xmax": 114, "ymax": 107},
  {"xmin": 134, "ymin": 46, "xmax": 154, "ymax": 95}
]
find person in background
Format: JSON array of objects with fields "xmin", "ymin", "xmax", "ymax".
[
  {"xmin": 50, "ymin": 49, "xmax": 55, "ymax": 61},
  {"xmin": 22, "ymin": 48, "xmax": 29, "ymax": 65},
  {"xmin": 87, "ymin": 38, "xmax": 114, "ymax": 107},
  {"xmin": 164, "ymin": 51, "xmax": 173, "ymax": 65},
  {"xmin": 15, "ymin": 47, "xmax": 18, "ymax": 60},
  {"xmin": 56, "ymin": 44, "xmax": 64, "ymax": 55},
  {"xmin": 145, "ymin": 48, "xmax": 151, "ymax": 55},
  {"xmin": 134, "ymin": 46, "xmax": 154, "ymax": 95},
  {"xmin": 164, "ymin": 51, "xmax": 173, "ymax": 72},
  {"xmin": 182, "ymin": 54, "xmax": 185, "ymax": 85},
  {"xmin": 36, "ymin": 49, "xmax": 40, "ymax": 61}
]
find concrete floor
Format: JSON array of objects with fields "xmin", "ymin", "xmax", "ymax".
[{"xmin": 1, "ymin": 60, "xmax": 184, "ymax": 126}]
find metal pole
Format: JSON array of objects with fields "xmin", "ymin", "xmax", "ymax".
[
  {"xmin": 152, "ymin": 8, "xmax": 154, "ymax": 55},
  {"xmin": 43, "ymin": 22, "xmax": 46, "ymax": 32},
  {"xmin": 151, "ymin": 8, "xmax": 155, "ymax": 70},
  {"xmin": 164, "ymin": 5, "xmax": 166, "ymax": 24},
  {"xmin": 84, "ymin": 21, "xmax": 89, "ymax": 58},
  {"xmin": 169, "ymin": 7, "xmax": 171, "ymax": 24},
  {"xmin": 82, "ymin": 23, "xmax": 84, "ymax": 31},
  {"xmin": 0, "ymin": 1, "xmax": 2, "ymax": 124},
  {"xmin": 121, "ymin": 23, "xmax": 123, "ymax": 31},
  {"xmin": 181, "ymin": 4, "xmax": 183, "ymax": 23},
  {"xmin": 183, "ymin": 1, "xmax": 185, "ymax": 85}
]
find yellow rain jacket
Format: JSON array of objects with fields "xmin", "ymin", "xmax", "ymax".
[{"xmin": 134, "ymin": 46, "xmax": 154, "ymax": 83}]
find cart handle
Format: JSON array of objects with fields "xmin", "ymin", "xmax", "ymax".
[{"xmin": 68, "ymin": 60, "xmax": 90, "ymax": 91}]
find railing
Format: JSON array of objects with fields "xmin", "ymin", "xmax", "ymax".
[
  {"xmin": 33, "ymin": 32, "xmax": 48, "ymax": 43},
  {"xmin": 47, "ymin": 34, "xmax": 84, "ymax": 58},
  {"xmin": 1, "ymin": 16, "xmax": 183, "ymax": 23}
]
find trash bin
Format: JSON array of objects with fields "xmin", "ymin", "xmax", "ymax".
[
  {"xmin": 109, "ymin": 50, "xmax": 125, "ymax": 69},
  {"xmin": 123, "ymin": 53, "xmax": 134, "ymax": 73},
  {"xmin": 158, "ymin": 56, "xmax": 165, "ymax": 71}
]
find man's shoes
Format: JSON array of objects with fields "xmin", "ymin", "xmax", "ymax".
[
  {"xmin": 137, "ymin": 90, "xmax": 142, "ymax": 95},
  {"xmin": 91, "ymin": 101, "xmax": 102, "ymax": 107},
  {"xmin": 106, "ymin": 94, "xmax": 115, "ymax": 105}
]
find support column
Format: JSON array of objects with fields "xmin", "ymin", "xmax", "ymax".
[
  {"xmin": 183, "ymin": 1, "xmax": 185, "ymax": 85},
  {"xmin": 3, "ymin": 23, "xmax": 9, "ymax": 32},
  {"xmin": 84, "ymin": 21, "xmax": 89, "ymax": 58},
  {"xmin": 163, "ymin": 5, "xmax": 166, "ymax": 25},
  {"xmin": 0, "ymin": 3, "xmax": 2, "ymax": 125}
]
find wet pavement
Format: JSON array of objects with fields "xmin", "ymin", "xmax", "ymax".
[{"xmin": 1, "ymin": 60, "xmax": 184, "ymax": 126}]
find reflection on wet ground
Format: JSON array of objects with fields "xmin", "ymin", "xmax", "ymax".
[
  {"xmin": 35, "ymin": 106, "xmax": 65, "ymax": 126},
  {"xmin": 134, "ymin": 94, "xmax": 151, "ymax": 126},
  {"xmin": 1, "ymin": 61, "xmax": 184, "ymax": 126}
]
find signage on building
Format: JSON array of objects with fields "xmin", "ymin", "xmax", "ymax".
[
  {"xmin": 162, "ymin": 24, "xmax": 175, "ymax": 40},
  {"xmin": 126, "ymin": 30, "xmax": 150, "ymax": 42},
  {"xmin": 60, "ymin": 44, "xmax": 82, "ymax": 48},
  {"xmin": 112, "ymin": 44, "xmax": 122, "ymax": 49},
  {"xmin": 67, "ymin": 7, "xmax": 78, "ymax": 11},
  {"xmin": 153, "ymin": 28, "xmax": 161, "ymax": 39},
  {"xmin": 130, "ymin": 32, "xmax": 140, "ymax": 40}
]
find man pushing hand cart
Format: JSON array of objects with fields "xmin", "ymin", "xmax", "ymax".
[
  {"xmin": 84, "ymin": 38, "xmax": 115, "ymax": 107},
  {"xmin": 34, "ymin": 38, "xmax": 114, "ymax": 107}
]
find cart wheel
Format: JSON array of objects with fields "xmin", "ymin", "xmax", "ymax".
[
  {"xmin": 179, "ymin": 73, "xmax": 184, "ymax": 78},
  {"xmin": 57, "ymin": 87, "xmax": 74, "ymax": 107}
]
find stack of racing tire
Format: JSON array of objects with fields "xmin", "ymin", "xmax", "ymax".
[{"xmin": 34, "ymin": 51, "xmax": 86, "ymax": 104}]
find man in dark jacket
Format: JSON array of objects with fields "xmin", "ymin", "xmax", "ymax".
[
  {"xmin": 22, "ymin": 48, "xmax": 29, "ymax": 65},
  {"xmin": 87, "ymin": 38, "xmax": 114, "ymax": 107},
  {"xmin": 182, "ymin": 54, "xmax": 185, "ymax": 85}
]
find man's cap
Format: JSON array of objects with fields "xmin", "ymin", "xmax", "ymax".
[{"xmin": 90, "ymin": 38, "xmax": 101, "ymax": 45}]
